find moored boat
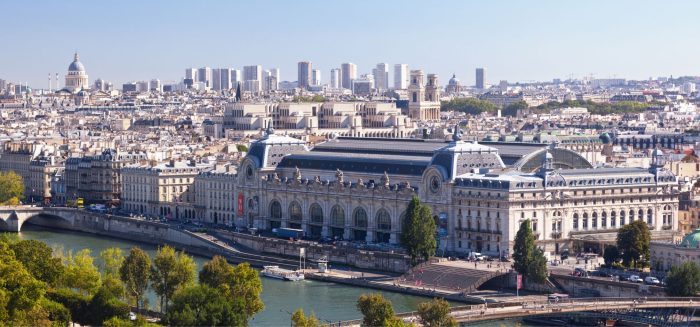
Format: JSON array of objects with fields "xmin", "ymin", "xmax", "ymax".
[{"xmin": 261, "ymin": 265, "xmax": 305, "ymax": 281}]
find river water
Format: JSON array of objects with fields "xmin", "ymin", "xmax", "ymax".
[{"xmin": 17, "ymin": 226, "xmax": 440, "ymax": 326}]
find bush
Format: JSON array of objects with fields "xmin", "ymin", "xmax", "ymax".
[
  {"xmin": 46, "ymin": 288, "xmax": 90, "ymax": 326},
  {"xmin": 39, "ymin": 298, "xmax": 71, "ymax": 327}
]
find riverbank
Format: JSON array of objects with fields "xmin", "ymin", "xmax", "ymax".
[{"xmin": 16, "ymin": 225, "xmax": 436, "ymax": 326}]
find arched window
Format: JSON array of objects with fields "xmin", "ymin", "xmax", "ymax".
[
  {"xmin": 611, "ymin": 211, "xmax": 616, "ymax": 227},
  {"xmin": 376, "ymin": 209, "xmax": 391, "ymax": 231},
  {"xmin": 353, "ymin": 207, "xmax": 368, "ymax": 228},
  {"xmin": 331, "ymin": 205, "xmax": 345, "ymax": 227},
  {"xmin": 270, "ymin": 200, "xmax": 282, "ymax": 219},
  {"xmin": 638, "ymin": 209, "xmax": 644, "ymax": 221},
  {"xmin": 601, "ymin": 211, "xmax": 607, "ymax": 228},
  {"xmin": 629, "ymin": 210, "xmax": 635, "ymax": 222},
  {"xmin": 583, "ymin": 212, "xmax": 589, "ymax": 229},
  {"xmin": 592, "ymin": 212, "xmax": 598, "ymax": 228},
  {"xmin": 310, "ymin": 203, "xmax": 323, "ymax": 224},
  {"xmin": 289, "ymin": 201, "xmax": 302, "ymax": 221},
  {"xmin": 647, "ymin": 208, "xmax": 653, "ymax": 225},
  {"xmin": 620, "ymin": 210, "xmax": 626, "ymax": 226},
  {"xmin": 573, "ymin": 213, "xmax": 579, "ymax": 229}
]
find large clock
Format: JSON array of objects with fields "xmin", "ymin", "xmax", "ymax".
[{"xmin": 430, "ymin": 175, "xmax": 441, "ymax": 194}]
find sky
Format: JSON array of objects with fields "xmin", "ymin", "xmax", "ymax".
[{"xmin": 2, "ymin": 0, "xmax": 700, "ymax": 88}]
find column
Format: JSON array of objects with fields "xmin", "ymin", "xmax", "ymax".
[{"xmin": 365, "ymin": 227, "xmax": 375, "ymax": 243}]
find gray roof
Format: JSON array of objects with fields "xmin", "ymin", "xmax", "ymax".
[
  {"xmin": 313, "ymin": 137, "xmax": 446, "ymax": 157},
  {"xmin": 278, "ymin": 152, "xmax": 430, "ymax": 176}
]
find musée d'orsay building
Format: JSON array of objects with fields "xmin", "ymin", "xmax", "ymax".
[{"xmin": 227, "ymin": 128, "xmax": 678, "ymax": 257}]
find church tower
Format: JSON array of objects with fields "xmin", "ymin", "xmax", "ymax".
[{"xmin": 408, "ymin": 70, "xmax": 440, "ymax": 122}]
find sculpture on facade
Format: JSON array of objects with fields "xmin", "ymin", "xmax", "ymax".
[
  {"xmin": 294, "ymin": 166, "xmax": 302, "ymax": 182},
  {"xmin": 380, "ymin": 171, "xmax": 390, "ymax": 188},
  {"xmin": 335, "ymin": 169, "xmax": 344, "ymax": 183}
]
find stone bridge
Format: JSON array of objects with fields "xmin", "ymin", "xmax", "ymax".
[{"xmin": 0, "ymin": 206, "xmax": 80, "ymax": 232}]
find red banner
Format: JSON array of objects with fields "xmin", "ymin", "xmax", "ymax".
[
  {"xmin": 237, "ymin": 193, "xmax": 244, "ymax": 216},
  {"xmin": 516, "ymin": 274, "xmax": 522, "ymax": 290}
]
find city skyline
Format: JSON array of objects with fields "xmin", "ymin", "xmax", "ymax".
[{"xmin": 2, "ymin": 0, "xmax": 700, "ymax": 88}]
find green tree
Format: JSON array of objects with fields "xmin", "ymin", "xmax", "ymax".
[
  {"xmin": 10, "ymin": 239, "xmax": 64, "ymax": 286},
  {"xmin": 0, "ymin": 171, "xmax": 24, "ymax": 204},
  {"xmin": 502, "ymin": 100, "xmax": 529, "ymax": 117},
  {"xmin": 119, "ymin": 247, "xmax": 151, "ymax": 311},
  {"xmin": 100, "ymin": 248, "xmax": 125, "ymax": 278},
  {"xmin": 166, "ymin": 284, "xmax": 246, "ymax": 326},
  {"xmin": 150, "ymin": 245, "xmax": 196, "ymax": 313},
  {"xmin": 512, "ymin": 219, "xmax": 535, "ymax": 275},
  {"xmin": 85, "ymin": 284, "xmax": 130, "ymax": 325},
  {"xmin": 665, "ymin": 262, "xmax": 700, "ymax": 296},
  {"xmin": 199, "ymin": 256, "xmax": 264, "ymax": 321},
  {"xmin": 291, "ymin": 308, "xmax": 320, "ymax": 327},
  {"xmin": 46, "ymin": 288, "xmax": 91, "ymax": 326},
  {"xmin": 417, "ymin": 298, "xmax": 456, "ymax": 327},
  {"xmin": 39, "ymin": 297, "xmax": 71, "ymax": 327},
  {"xmin": 400, "ymin": 196, "xmax": 437, "ymax": 266},
  {"xmin": 526, "ymin": 248, "xmax": 548, "ymax": 284},
  {"xmin": 0, "ymin": 258, "xmax": 47, "ymax": 324},
  {"xmin": 603, "ymin": 245, "xmax": 621, "ymax": 267},
  {"xmin": 440, "ymin": 98, "xmax": 498, "ymax": 115},
  {"xmin": 61, "ymin": 249, "xmax": 101, "ymax": 295},
  {"xmin": 356, "ymin": 293, "xmax": 396, "ymax": 327},
  {"xmin": 616, "ymin": 220, "xmax": 651, "ymax": 269},
  {"xmin": 236, "ymin": 144, "xmax": 248, "ymax": 152}
]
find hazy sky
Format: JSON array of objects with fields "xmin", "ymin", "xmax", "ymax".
[{"xmin": 2, "ymin": 0, "xmax": 699, "ymax": 88}]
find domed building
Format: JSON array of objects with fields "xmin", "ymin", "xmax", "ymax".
[
  {"xmin": 446, "ymin": 73, "xmax": 462, "ymax": 95},
  {"xmin": 651, "ymin": 228, "xmax": 700, "ymax": 271},
  {"xmin": 64, "ymin": 52, "xmax": 89, "ymax": 93}
]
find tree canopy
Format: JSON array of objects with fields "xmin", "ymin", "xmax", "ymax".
[
  {"xmin": 418, "ymin": 298, "xmax": 456, "ymax": 327},
  {"xmin": 61, "ymin": 249, "xmax": 102, "ymax": 296},
  {"xmin": 440, "ymin": 98, "xmax": 498, "ymax": 115},
  {"xmin": 119, "ymin": 247, "xmax": 151, "ymax": 310},
  {"xmin": 195, "ymin": 256, "xmax": 263, "ymax": 324},
  {"xmin": 512, "ymin": 219, "xmax": 548, "ymax": 283},
  {"xmin": 534, "ymin": 100, "xmax": 655, "ymax": 115},
  {"xmin": 665, "ymin": 262, "xmax": 700, "ymax": 297},
  {"xmin": 0, "ymin": 171, "xmax": 24, "ymax": 205},
  {"xmin": 616, "ymin": 220, "xmax": 651, "ymax": 269},
  {"xmin": 400, "ymin": 196, "xmax": 437, "ymax": 266},
  {"xmin": 150, "ymin": 245, "xmax": 196, "ymax": 313},
  {"xmin": 356, "ymin": 293, "xmax": 396, "ymax": 327},
  {"xmin": 291, "ymin": 308, "xmax": 320, "ymax": 327}
]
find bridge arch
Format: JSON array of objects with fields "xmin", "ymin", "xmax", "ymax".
[{"xmin": 19, "ymin": 213, "xmax": 74, "ymax": 231}]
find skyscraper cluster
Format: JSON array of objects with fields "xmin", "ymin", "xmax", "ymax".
[{"xmin": 184, "ymin": 65, "xmax": 277, "ymax": 93}]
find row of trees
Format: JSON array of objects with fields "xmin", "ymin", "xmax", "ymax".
[
  {"xmin": 440, "ymin": 98, "xmax": 529, "ymax": 117},
  {"xmin": 0, "ymin": 171, "xmax": 24, "ymax": 205},
  {"xmin": 0, "ymin": 234, "xmax": 264, "ymax": 326},
  {"xmin": 441, "ymin": 98, "xmax": 656, "ymax": 118},
  {"xmin": 292, "ymin": 293, "xmax": 455, "ymax": 327},
  {"xmin": 534, "ymin": 100, "xmax": 655, "ymax": 115}
]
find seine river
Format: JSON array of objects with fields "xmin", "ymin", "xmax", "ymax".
[{"xmin": 17, "ymin": 226, "xmax": 455, "ymax": 326}]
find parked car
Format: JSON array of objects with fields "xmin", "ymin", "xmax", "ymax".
[
  {"xmin": 644, "ymin": 276, "xmax": 660, "ymax": 285},
  {"xmin": 573, "ymin": 267, "xmax": 589, "ymax": 277},
  {"xmin": 628, "ymin": 275, "xmax": 643, "ymax": 283}
]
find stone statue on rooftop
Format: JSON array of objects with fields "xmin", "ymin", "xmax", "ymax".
[
  {"xmin": 294, "ymin": 166, "xmax": 301, "ymax": 182},
  {"xmin": 380, "ymin": 171, "xmax": 390, "ymax": 188},
  {"xmin": 335, "ymin": 169, "xmax": 344, "ymax": 183}
]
